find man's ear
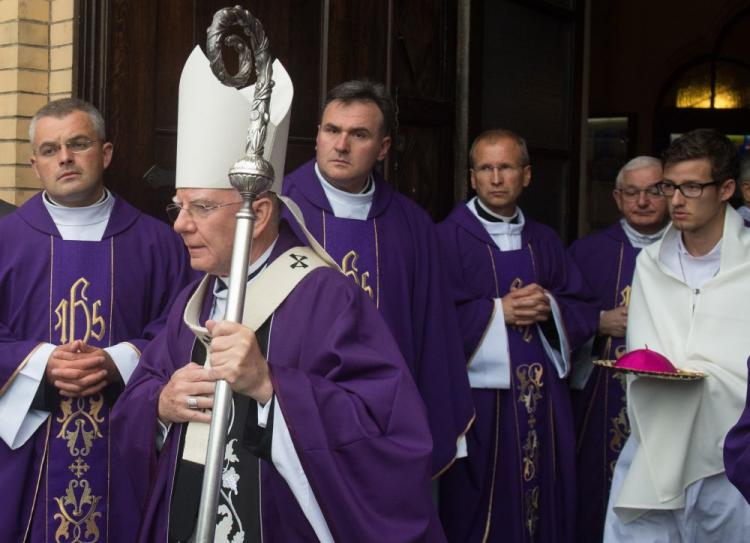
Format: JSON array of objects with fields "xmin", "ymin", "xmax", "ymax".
[
  {"xmin": 720, "ymin": 179, "xmax": 736, "ymax": 202},
  {"xmin": 252, "ymin": 196, "xmax": 275, "ymax": 238},
  {"xmin": 377, "ymin": 136, "xmax": 392, "ymax": 161}
]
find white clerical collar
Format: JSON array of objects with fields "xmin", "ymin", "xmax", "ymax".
[
  {"xmin": 620, "ymin": 218, "xmax": 669, "ymax": 249},
  {"xmin": 314, "ymin": 162, "xmax": 374, "ymax": 220},
  {"xmin": 467, "ymin": 196, "xmax": 525, "ymax": 251},
  {"xmin": 660, "ymin": 228, "xmax": 721, "ymax": 290},
  {"xmin": 213, "ymin": 238, "xmax": 278, "ymax": 300},
  {"xmin": 475, "ymin": 196, "xmax": 520, "ymax": 223},
  {"xmin": 43, "ymin": 188, "xmax": 115, "ymax": 241}
]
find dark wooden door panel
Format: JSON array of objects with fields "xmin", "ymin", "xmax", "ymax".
[{"xmin": 76, "ymin": 1, "xmax": 465, "ymax": 223}]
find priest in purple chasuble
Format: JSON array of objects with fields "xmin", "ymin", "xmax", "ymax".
[
  {"xmin": 0, "ymin": 98, "xmax": 195, "ymax": 542},
  {"xmin": 566, "ymin": 156, "xmax": 668, "ymax": 543},
  {"xmin": 282, "ymin": 80, "xmax": 474, "ymax": 477},
  {"xmin": 436, "ymin": 129, "xmax": 599, "ymax": 543},
  {"xmin": 111, "ymin": 48, "xmax": 445, "ymax": 542}
]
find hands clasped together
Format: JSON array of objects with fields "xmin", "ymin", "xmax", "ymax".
[
  {"xmin": 46, "ymin": 340, "xmax": 120, "ymax": 398},
  {"xmin": 501, "ymin": 283, "xmax": 551, "ymax": 327},
  {"xmin": 158, "ymin": 320, "xmax": 274, "ymax": 425}
]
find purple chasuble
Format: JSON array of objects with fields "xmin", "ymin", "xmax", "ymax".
[
  {"xmin": 111, "ymin": 223, "xmax": 447, "ymax": 542},
  {"xmin": 283, "ymin": 160, "xmax": 474, "ymax": 476},
  {"xmin": 0, "ymin": 193, "xmax": 196, "ymax": 543},
  {"xmin": 436, "ymin": 203, "xmax": 598, "ymax": 543},
  {"xmin": 567, "ymin": 222, "xmax": 639, "ymax": 543},
  {"xmin": 725, "ymin": 358, "xmax": 750, "ymax": 502},
  {"xmin": 321, "ymin": 215, "xmax": 380, "ymax": 303}
]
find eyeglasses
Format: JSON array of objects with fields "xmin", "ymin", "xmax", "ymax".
[
  {"xmin": 656, "ymin": 180, "xmax": 724, "ymax": 198},
  {"xmin": 615, "ymin": 186, "xmax": 662, "ymax": 200},
  {"xmin": 472, "ymin": 164, "xmax": 526, "ymax": 177},
  {"xmin": 36, "ymin": 138, "xmax": 98, "ymax": 158},
  {"xmin": 165, "ymin": 201, "xmax": 242, "ymax": 222}
]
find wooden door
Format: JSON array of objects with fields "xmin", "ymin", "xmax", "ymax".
[
  {"xmin": 469, "ymin": 0, "xmax": 585, "ymax": 241},
  {"xmin": 75, "ymin": 0, "xmax": 458, "ymax": 221}
]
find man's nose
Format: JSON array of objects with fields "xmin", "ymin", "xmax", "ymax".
[
  {"xmin": 173, "ymin": 209, "xmax": 194, "ymax": 234},
  {"xmin": 58, "ymin": 144, "xmax": 74, "ymax": 165},
  {"xmin": 491, "ymin": 167, "xmax": 503, "ymax": 184},
  {"xmin": 671, "ymin": 189, "xmax": 685, "ymax": 206},
  {"xmin": 334, "ymin": 132, "xmax": 349, "ymax": 152}
]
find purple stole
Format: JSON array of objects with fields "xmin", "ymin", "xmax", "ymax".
[
  {"xmin": 489, "ymin": 243, "xmax": 557, "ymax": 542},
  {"xmin": 582, "ymin": 242, "xmax": 630, "ymax": 477},
  {"xmin": 321, "ymin": 213, "xmax": 379, "ymax": 305},
  {"xmin": 33, "ymin": 237, "xmax": 114, "ymax": 542},
  {"xmin": 571, "ymin": 235, "xmax": 637, "ymax": 542}
]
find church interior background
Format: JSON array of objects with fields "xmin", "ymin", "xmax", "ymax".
[{"xmin": 0, "ymin": 0, "xmax": 748, "ymax": 242}]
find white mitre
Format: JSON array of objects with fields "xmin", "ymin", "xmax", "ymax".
[{"xmin": 175, "ymin": 45, "xmax": 293, "ymax": 192}]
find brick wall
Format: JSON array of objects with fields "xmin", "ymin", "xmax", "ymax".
[{"xmin": 0, "ymin": 0, "xmax": 74, "ymax": 205}]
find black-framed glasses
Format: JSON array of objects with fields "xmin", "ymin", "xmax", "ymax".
[
  {"xmin": 165, "ymin": 201, "xmax": 242, "ymax": 222},
  {"xmin": 656, "ymin": 180, "xmax": 724, "ymax": 198},
  {"xmin": 615, "ymin": 186, "xmax": 662, "ymax": 199},
  {"xmin": 36, "ymin": 138, "xmax": 98, "ymax": 158}
]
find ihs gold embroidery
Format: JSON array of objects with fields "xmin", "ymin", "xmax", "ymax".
[{"xmin": 54, "ymin": 277, "xmax": 106, "ymax": 344}]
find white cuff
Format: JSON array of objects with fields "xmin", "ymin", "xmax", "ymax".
[
  {"xmin": 537, "ymin": 293, "xmax": 570, "ymax": 379},
  {"xmin": 257, "ymin": 395, "xmax": 273, "ymax": 428},
  {"xmin": 104, "ymin": 343, "xmax": 140, "ymax": 384},
  {"xmin": 271, "ymin": 400, "xmax": 333, "ymax": 542},
  {"xmin": 156, "ymin": 419, "xmax": 172, "ymax": 451},
  {"xmin": 455, "ymin": 435, "xmax": 468, "ymax": 459},
  {"xmin": 467, "ymin": 298, "xmax": 511, "ymax": 389},
  {"xmin": 0, "ymin": 343, "xmax": 56, "ymax": 449}
]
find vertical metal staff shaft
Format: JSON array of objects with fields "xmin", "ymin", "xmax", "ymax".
[
  {"xmin": 194, "ymin": 6, "xmax": 276, "ymax": 541},
  {"xmin": 194, "ymin": 199, "xmax": 256, "ymax": 542}
]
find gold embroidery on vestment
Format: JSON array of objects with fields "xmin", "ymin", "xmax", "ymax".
[
  {"xmin": 341, "ymin": 250, "xmax": 374, "ymax": 298},
  {"xmin": 56, "ymin": 396, "xmax": 104, "ymax": 457},
  {"xmin": 53, "ymin": 395, "xmax": 105, "ymax": 542},
  {"xmin": 524, "ymin": 486, "xmax": 540, "ymax": 538},
  {"xmin": 516, "ymin": 363, "xmax": 544, "ymax": 539},
  {"xmin": 54, "ymin": 278, "xmax": 106, "ymax": 344},
  {"xmin": 516, "ymin": 363, "xmax": 544, "ymax": 422},
  {"xmin": 53, "ymin": 479, "xmax": 102, "ymax": 543},
  {"xmin": 619, "ymin": 285, "xmax": 631, "ymax": 308}
]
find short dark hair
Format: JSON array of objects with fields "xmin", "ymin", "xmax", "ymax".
[
  {"xmin": 661, "ymin": 129, "xmax": 739, "ymax": 183},
  {"xmin": 469, "ymin": 128, "xmax": 530, "ymax": 168},
  {"xmin": 29, "ymin": 98, "xmax": 106, "ymax": 144},
  {"xmin": 322, "ymin": 80, "xmax": 395, "ymax": 137}
]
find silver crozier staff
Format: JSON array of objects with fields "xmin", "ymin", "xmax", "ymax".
[{"xmin": 194, "ymin": 6, "xmax": 276, "ymax": 541}]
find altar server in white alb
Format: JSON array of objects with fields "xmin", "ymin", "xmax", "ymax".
[{"xmin": 604, "ymin": 128, "xmax": 750, "ymax": 542}]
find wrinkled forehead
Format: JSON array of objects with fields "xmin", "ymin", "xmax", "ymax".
[{"xmin": 173, "ymin": 187, "xmax": 238, "ymax": 204}]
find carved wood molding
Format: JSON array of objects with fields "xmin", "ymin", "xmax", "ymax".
[{"xmin": 74, "ymin": 0, "xmax": 111, "ymax": 111}]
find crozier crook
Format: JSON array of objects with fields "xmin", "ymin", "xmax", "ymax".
[{"xmin": 194, "ymin": 6, "xmax": 274, "ymax": 541}]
